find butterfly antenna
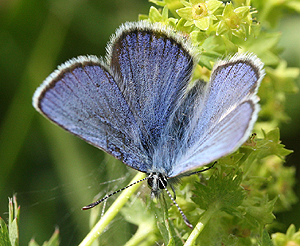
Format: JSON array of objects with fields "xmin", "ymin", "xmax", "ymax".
[
  {"xmin": 188, "ymin": 161, "xmax": 216, "ymax": 176},
  {"xmin": 163, "ymin": 187, "xmax": 193, "ymax": 229},
  {"xmin": 82, "ymin": 176, "xmax": 149, "ymax": 210}
]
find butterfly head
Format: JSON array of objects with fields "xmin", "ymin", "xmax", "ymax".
[{"xmin": 147, "ymin": 172, "xmax": 168, "ymax": 198}]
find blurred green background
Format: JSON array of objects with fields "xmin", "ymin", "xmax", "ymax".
[{"xmin": 0, "ymin": 0, "xmax": 299, "ymax": 245}]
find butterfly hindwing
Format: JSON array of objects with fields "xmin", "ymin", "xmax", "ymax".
[{"xmin": 169, "ymin": 54, "xmax": 264, "ymax": 177}]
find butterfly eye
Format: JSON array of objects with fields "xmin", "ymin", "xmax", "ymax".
[
  {"xmin": 147, "ymin": 175, "xmax": 154, "ymax": 188},
  {"xmin": 158, "ymin": 174, "xmax": 168, "ymax": 189},
  {"xmin": 147, "ymin": 173, "xmax": 168, "ymax": 190}
]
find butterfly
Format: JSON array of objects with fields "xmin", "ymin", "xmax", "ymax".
[{"xmin": 33, "ymin": 21, "xmax": 264, "ymax": 228}]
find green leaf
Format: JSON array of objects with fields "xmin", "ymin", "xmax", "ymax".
[
  {"xmin": 8, "ymin": 219, "xmax": 18, "ymax": 246},
  {"xmin": 260, "ymin": 229, "xmax": 274, "ymax": 246},
  {"xmin": 240, "ymin": 31, "xmax": 281, "ymax": 66},
  {"xmin": 121, "ymin": 198, "xmax": 156, "ymax": 227},
  {"xmin": 42, "ymin": 228, "xmax": 60, "ymax": 246},
  {"xmin": 155, "ymin": 197, "xmax": 183, "ymax": 246},
  {"xmin": 8, "ymin": 196, "xmax": 19, "ymax": 246},
  {"xmin": 257, "ymin": 128, "xmax": 293, "ymax": 160},
  {"xmin": 243, "ymin": 196, "xmax": 276, "ymax": 228},
  {"xmin": 192, "ymin": 168, "xmax": 245, "ymax": 212},
  {"xmin": 0, "ymin": 218, "xmax": 11, "ymax": 246},
  {"xmin": 28, "ymin": 229, "xmax": 59, "ymax": 246},
  {"xmin": 28, "ymin": 239, "xmax": 40, "ymax": 246}
]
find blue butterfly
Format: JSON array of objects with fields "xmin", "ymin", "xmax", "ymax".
[{"xmin": 33, "ymin": 21, "xmax": 264, "ymax": 228}]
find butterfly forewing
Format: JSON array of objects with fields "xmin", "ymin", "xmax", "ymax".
[
  {"xmin": 108, "ymin": 23, "xmax": 195, "ymax": 150},
  {"xmin": 33, "ymin": 56, "xmax": 149, "ymax": 172}
]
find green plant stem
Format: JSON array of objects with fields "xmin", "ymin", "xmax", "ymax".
[
  {"xmin": 124, "ymin": 225, "xmax": 157, "ymax": 246},
  {"xmin": 79, "ymin": 172, "xmax": 146, "ymax": 246},
  {"xmin": 184, "ymin": 207, "xmax": 215, "ymax": 246}
]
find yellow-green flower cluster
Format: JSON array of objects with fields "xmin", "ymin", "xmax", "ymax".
[
  {"xmin": 272, "ymin": 224, "xmax": 300, "ymax": 246},
  {"xmin": 147, "ymin": 0, "xmax": 257, "ymax": 40},
  {"xmin": 216, "ymin": 2, "xmax": 255, "ymax": 39},
  {"xmin": 142, "ymin": 0, "xmax": 259, "ymax": 72},
  {"xmin": 177, "ymin": 0, "xmax": 223, "ymax": 31}
]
